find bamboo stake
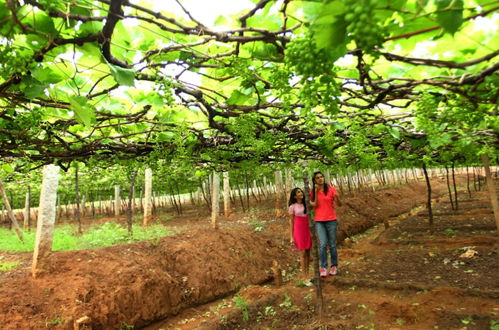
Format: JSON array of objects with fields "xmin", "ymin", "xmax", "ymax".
[
  {"xmin": 0, "ymin": 181, "xmax": 23, "ymax": 241},
  {"xmin": 302, "ymin": 165, "xmax": 324, "ymax": 321}
]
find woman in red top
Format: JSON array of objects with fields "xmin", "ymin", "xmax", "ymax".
[
  {"xmin": 288, "ymin": 188, "xmax": 312, "ymax": 282},
  {"xmin": 310, "ymin": 171, "xmax": 342, "ymax": 277}
]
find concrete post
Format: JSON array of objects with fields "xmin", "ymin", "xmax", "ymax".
[
  {"xmin": 143, "ymin": 168, "xmax": 152, "ymax": 225},
  {"xmin": 32, "ymin": 164, "xmax": 60, "ymax": 277}
]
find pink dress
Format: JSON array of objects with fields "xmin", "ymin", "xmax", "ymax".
[{"xmin": 288, "ymin": 203, "xmax": 312, "ymax": 250}]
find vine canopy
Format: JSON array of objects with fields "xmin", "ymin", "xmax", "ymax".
[{"xmin": 0, "ymin": 0, "xmax": 497, "ymax": 171}]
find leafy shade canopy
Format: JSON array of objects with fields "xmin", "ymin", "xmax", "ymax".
[{"xmin": 0, "ymin": 0, "xmax": 497, "ymax": 172}]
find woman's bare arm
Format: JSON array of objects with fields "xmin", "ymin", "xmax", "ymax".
[{"xmin": 310, "ymin": 185, "xmax": 318, "ymax": 207}]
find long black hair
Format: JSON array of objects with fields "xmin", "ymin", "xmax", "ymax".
[
  {"xmin": 288, "ymin": 187, "xmax": 307, "ymax": 214},
  {"xmin": 312, "ymin": 171, "xmax": 329, "ymax": 202}
]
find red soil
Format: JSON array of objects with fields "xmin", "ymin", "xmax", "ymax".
[{"xmin": 0, "ymin": 177, "xmax": 497, "ymax": 329}]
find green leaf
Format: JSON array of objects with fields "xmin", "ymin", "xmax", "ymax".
[
  {"xmin": 68, "ymin": 96, "xmax": 96, "ymax": 127},
  {"xmin": 21, "ymin": 9, "xmax": 56, "ymax": 34},
  {"xmin": 25, "ymin": 33, "xmax": 48, "ymax": 52},
  {"xmin": 312, "ymin": 1, "xmax": 347, "ymax": 51},
  {"xmin": 0, "ymin": 3, "xmax": 8, "ymax": 21},
  {"xmin": 108, "ymin": 64, "xmax": 135, "ymax": 86},
  {"xmin": 246, "ymin": 6, "xmax": 281, "ymax": 30},
  {"xmin": 302, "ymin": 1, "xmax": 322, "ymax": 21},
  {"xmin": 332, "ymin": 122, "xmax": 345, "ymax": 130},
  {"xmin": 214, "ymin": 15, "xmax": 228, "ymax": 26},
  {"xmin": 32, "ymin": 67, "xmax": 65, "ymax": 84},
  {"xmin": 322, "ymin": 1, "xmax": 347, "ymax": 16},
  {"xmin": 78, "ymin": 21, "xmax": 104, "ymax": 37},
  {"xmin": 20, "ymin": 77, "xmax": 47, "ymax": 99},
  {"xmin": 194, "ymin": 170, "xmax": 206, "ymax": 177},
  {"xmin": 313, "ymin": 18, "xmax": 347, "ymax": 50},
  {"xmin": 391, "ymin": 15, "xmax": 439, "ymax": 50},
  {"xmin": 408, "ymin": 138, "xmax": 426, "ymax": 148},
  {"xmin": 156, "ymin": 132, "xmax": 175, "ymax": 142},
  {"xmin": 252, "ymin": 43, "xmax": 279, "ymax": 60},
  {"xmin": 1, "ymin": 164, "xmax": 14, "ymax": 173},
  {"xmin": 136, "ymin": 31, "xmax": 157, "ymax": 52},
  {"xmin": 429, "ymin": 132, "xmax": 452, "ymax": 149},
  {"xmin": 227, "ymin": 90, "xmax": 251, "ymax": 105},
  {"xmin": 389, "ymin": 0, "xmax": 406, "ymax": 11},
  {"xmin": 126, "ymin": 90, "xmax": 164, "ymax": 107},
  {"xmin": 77, "ymin": 43, "xmax": 102, "ymax": 67},
  {"xmin": 388, "ymin": 127, "xmax": 400, "ymax": 139},
  {"xmin": 411, "ymin": 0, "xmax": 431, "ymax": 13},
  {"xmin": 70, "ymin": 4, "xmax": 91, "ymax": 16},
  {"xmin": 435, "ymin": 0, "xmax": 464, "ymax": 35}
]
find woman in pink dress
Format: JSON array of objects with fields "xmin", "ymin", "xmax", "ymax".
[{"xmin": 288, "ymin": 187, "xmax": 312, "ymax": 282}]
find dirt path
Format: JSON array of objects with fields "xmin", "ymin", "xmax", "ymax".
[
  {"xmin": 321, "ymin": 189, "xmax": 498, "ymax": 329},
  {"xmin": 146, "ymin": 184, "xmax": 499, "ymax": 329}
]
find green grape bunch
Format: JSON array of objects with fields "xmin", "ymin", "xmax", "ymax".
[
  {"xmin": 343, "ymin": 0, "xmax": 385, "ymax": 51},
  {"xmin": 285, "ymin": 37, "xmax": 335, "ymax": 77},
  {"xmin": 0, "ymin": 46, "xmax": 35, "ymax": 78}
]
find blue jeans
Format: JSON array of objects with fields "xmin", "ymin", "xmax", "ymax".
[{"xmin": 315, "ymin": 220, "xmax": 338, "ymax": 269}]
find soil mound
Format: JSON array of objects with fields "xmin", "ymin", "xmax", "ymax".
[{"xmin": 0, "ymin": 228, "xmax": 296, "ymax": 329}]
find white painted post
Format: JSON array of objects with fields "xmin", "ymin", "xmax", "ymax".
[
  {"xmin": 132, "ymin": 186, "xmax": 135, "ymax": 212},
  {"xmin": 196, "ymin": 187, "xmax": 202, "ymax": 204},
  {"xmin": 274, "ymin": 170, "xmax": 283, "ymax": 217},
  {"xmin": 23, "ymin": 191, "xmax": 30, "ymax": 228},
  {"xmin": 481, "ymin": 154, "xmax": 499, "ymax": 233},
  {"xmin": 223, "ymin": 172, "xmax": 231, "ymax": 218},
  {"xmin": 143, "ymin": 168, "xmax": 152, "ymax": 225},
  {"xmin": 325, "ymin": 169, "xmax": 331, "ymax": 185},
  {"xmin": 80, "ymin": 194, "xmax": 86, "ymax": 217},
  {"xmin": 253, "ymin": 180, "xmax": 259, "ymax": 199},
  {"xmin": 114, "ymin": 185, "xmax": 121, "ymax": 216},
  {"xmin": 32, "ymin": 164, "xmax": 60, "ymax": 277},
  {"xmin": 211, "ymin": 172, "xmax": 220, "ymax": 229},
  {"xmin": 285, "ymin": 169, "xmax": 293, "ymax": 198}
]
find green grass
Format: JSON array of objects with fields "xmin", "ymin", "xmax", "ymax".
[
  {"xmin": 0, "ymin": 261, "xmax": 21, "ymax": 271},
  {"xmin": 233, "ymin": 295, "xmax": 250, "ymax": 321},
  {"xmin": 0, "ymin": 222, "xmax": 176, "ymax": 252}
]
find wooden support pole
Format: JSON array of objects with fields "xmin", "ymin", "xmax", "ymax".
[{"xmin": 0, "ymin": 181, "xmax": 23, "ymax": 241}]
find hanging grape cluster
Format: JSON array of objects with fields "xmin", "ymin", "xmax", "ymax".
[
  {"xmin": 284, "ymin": 37, "xmax": 334, "ymax": 77},
  {"xmin": 344, "ymin": 0, "xmax": 384, "ymax": 52},
  {"xmin": 0, "ymin": 45, "xmax": 35, "ymax": 78}
]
